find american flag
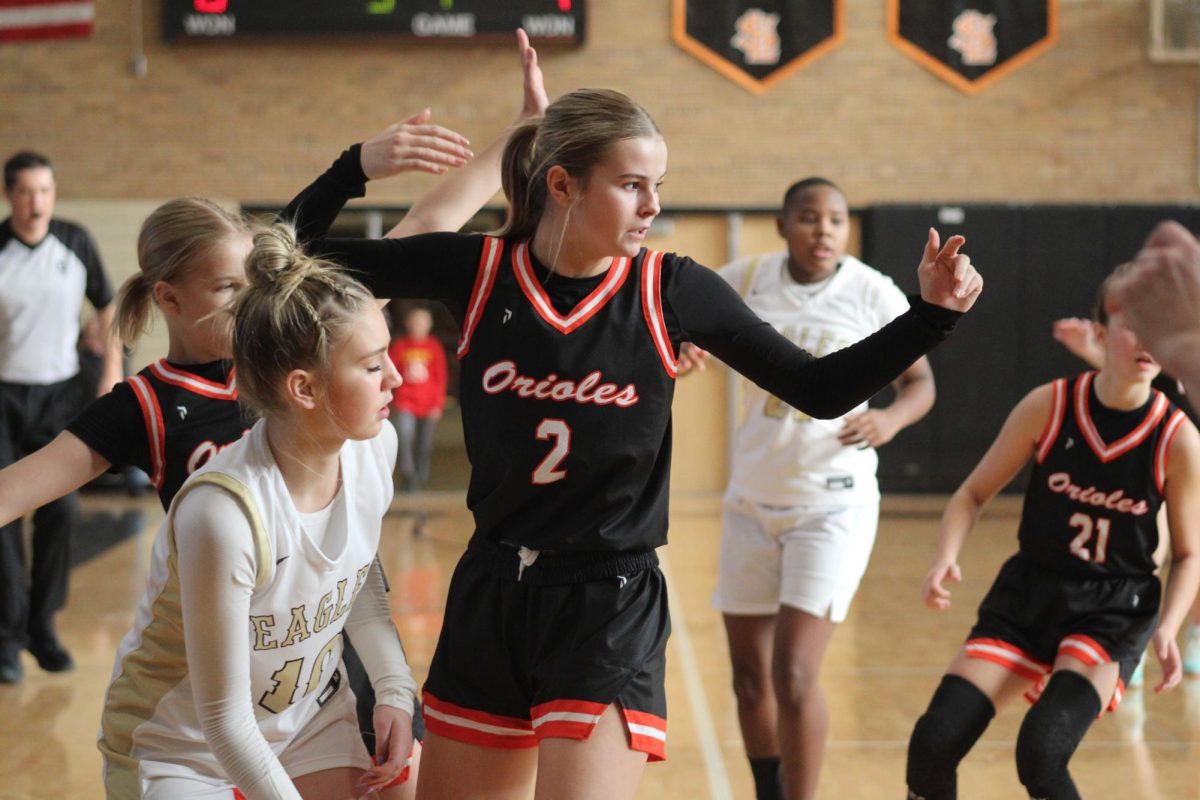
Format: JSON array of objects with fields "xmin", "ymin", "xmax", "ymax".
[{"xmin": 0, "ymin": 0, "xmax": 94, "ymax": 43}]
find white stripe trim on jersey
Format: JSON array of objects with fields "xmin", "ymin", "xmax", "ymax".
[
  {"xmin": 127, "ymin": 375, "xmax": 166, "ymax": 490},
  {"xmin": 1035, "ymin": 378, "xmax": 1067, "ymax": 464},
  {"xmin": 641, "ymin": 250, "xmax": 678, "ymax": 378},
  {"xmin": 1076, "ymin": 372, "xmax": 1167, "ymax": 462},
  {"xmin": 1059, "ymin": 636, "xmax": 1109, "ymax": 666},
  {"xmin": 627, "ymin": 721, "xmax": 668, "ymax": 742},
  {"xmin": 149, "ymin": 360, "xmax": 238, "ymax": 399},
  {"xmin": 513, "ymin": 242, "xmax": 630, "ymax": 334},
  {"xmin": 530, "ymin": 709, "xmax": 604, "ymax": 729},
  {"xmin": 964, "ymin": 641, "xmax": 1048, "ymax": 675},
  {"xmin": 1155, "ymin": 409, "xmax": 1187, "ymax": 494},
  {"xmin": 422, "ymin": 704, "xmax": 535, "ymax": 738},
  {"xmin": 457, "ymin": 236, "xmax": 503, "ymax": 358},
  {"xmin": 0, "ymin": 2, "xmax": 94, "ymax": 28}
]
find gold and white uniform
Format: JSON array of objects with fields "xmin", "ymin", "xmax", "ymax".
[
  {"xmin": 99, "ymin": 419, "xmax": 413, "ymax": 799},
  {"xmin": 712, "ymin": 253, "xmax": 911, "ymax": 621}
]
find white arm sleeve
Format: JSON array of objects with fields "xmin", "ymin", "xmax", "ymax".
[
  {"xmin": 342, "ymin": 557, "xmax": 416, "ymax": 712},
  {"xmin": 174, "ymin": 484, "xmax": 302, "ymax": 800}
]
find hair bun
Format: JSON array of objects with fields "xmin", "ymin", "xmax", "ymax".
[{"xmin": 246, "ymin": 223, "xmax": 305, "ymax": 289}]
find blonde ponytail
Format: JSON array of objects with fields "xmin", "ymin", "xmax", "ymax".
[{"xmin": 115, "ymin": 197, "xmax": 248, "ymax": 347}]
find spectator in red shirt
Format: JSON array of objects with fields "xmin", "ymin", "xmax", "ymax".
[{"xmin": 388, "ymin": 306, "xmax": 447, "ymax": 492}]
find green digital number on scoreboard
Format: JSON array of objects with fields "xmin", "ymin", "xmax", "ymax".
[{"xmin": 163, "ymin": 1, "xmax": 585, "ymax": 43}]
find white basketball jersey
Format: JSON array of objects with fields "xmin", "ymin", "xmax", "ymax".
[
  {"xmin": 99, "ymin": 419, "xmax": 394, "ymax": 793},
  {"xmin": 719, "ymin": 253, "xmax": 910, "ymax": 505}
]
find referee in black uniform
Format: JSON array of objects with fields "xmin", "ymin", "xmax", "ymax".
[{"xmin": 0, "ymin": 152, "xmax": 122, "ymax": 682}]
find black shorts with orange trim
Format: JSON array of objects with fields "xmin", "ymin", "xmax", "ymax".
[
  {"xmin": 965, "ymin": 555, "xmax": 1159, "ymax": 710},
  {"xmin": 422, "ymin": 541, "xmax": 670, "ymax": 760}
]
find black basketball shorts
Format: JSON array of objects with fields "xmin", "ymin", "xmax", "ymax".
[
  {"xmin": 422, "ymin": 541, "xmax": 670, "ymax": 760},
  {"xmin": 965, "ymin": 555, "xmax": 1160, "ymax": 711}
]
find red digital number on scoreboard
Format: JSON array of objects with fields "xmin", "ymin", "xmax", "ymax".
[{"xmin": 194, "ymin": 0, "xmax": 228, "ymax": 12}]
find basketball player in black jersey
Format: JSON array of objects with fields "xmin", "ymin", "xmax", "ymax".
[
  {"xmin": 1053, "ymin": 313, "xmax": 1200, "ymax": 679},
  {"xmin": 307, "ymin": 87, "xmax": 983, "ymax": 799},
  {"xmin": 907, "ymin": 263, "xmax": 1200, "ymax": 800}
]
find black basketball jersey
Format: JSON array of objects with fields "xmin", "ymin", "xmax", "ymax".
[
  {"xmin": 1017, "ymin": 372, "xmax": 1188, "ymax": 578},
  {"xmin": 455, "ymin": 238, "xmax": 679, "ymax": 553},
  {"xmin": 69, "ymin": 359, "xmax": 250, "ymax": 509}
]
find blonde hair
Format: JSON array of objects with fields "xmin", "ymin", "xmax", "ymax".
[
  {"xmin": 114, "ymin": 197, "xmax": 248, "ymax": 346},
  {"xmin": 231, "ymin": 221, "xmax": 374, "ymax": 416},
  {"xmin": 497, "ymin": 88, "xmax": 661, "ymax": 241}
]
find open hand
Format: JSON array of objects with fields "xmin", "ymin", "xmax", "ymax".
[
  {"xmin": 360, "ymin": 109, "xmax": 473, "ymax": 180},
  {"xmin": 515, "ymin": 28, "xmax": 549, "ymax": 122}
]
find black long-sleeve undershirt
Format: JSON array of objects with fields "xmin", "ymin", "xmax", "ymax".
[{"xmin": 312, "ymin": 232, "xmax": 960, "ymax": 420}]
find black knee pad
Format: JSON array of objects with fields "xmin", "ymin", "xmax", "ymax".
[
  {"xmin": 1015, "ymin": 670, "xmax": 1101, "ymax": 800},
  {"xmin": 906, "ymin": 675, "xmax": 996, "ymax": 800}
]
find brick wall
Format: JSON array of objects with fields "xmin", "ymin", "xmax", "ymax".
[{"xmin": 2, "ymin": 0, "xmax": 1196, "ymax": 207}]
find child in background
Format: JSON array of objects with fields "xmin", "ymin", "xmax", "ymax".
[{"xmin": 388, "ymin": 306, "xmax": 448, "ymax": 493}]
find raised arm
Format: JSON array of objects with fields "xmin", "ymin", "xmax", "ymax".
[
  {"xmin": 386, "ymin": 28, "xmax": 548, "ymax": 239},
  {"xmin": 922, "ymin": 384, "xmax": 1052, "ymax": 610},
  {"xmin": 1153, "ymin": 418, "xmax": 1200, "ymax": 692},
  {"xmin": 280, "ymin": 114, "xmax": 473, "ymax": 246}
]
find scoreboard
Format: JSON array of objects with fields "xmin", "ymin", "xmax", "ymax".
[{"xmin": 162, "ymin": 1, "xmax": 585, "ymax": 44}]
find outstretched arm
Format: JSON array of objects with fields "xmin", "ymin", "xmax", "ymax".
[
  {"xmin": 922, "ymin": 383, "xmax": 1051, "ymax": 610},
  {"xmin": 0, "ymin": 432, "xmax": 110, "ymax": 529},
  {"xmin": 674, "ymin": 230, "xmax": 980, "ymax": 419},
  {"xmin": 386, "ymin": 28, "xmax": 548, "ymax": 239}
]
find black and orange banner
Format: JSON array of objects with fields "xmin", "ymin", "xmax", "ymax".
[
  {"xmin": 887, "ymin": 0, "xmax": 1058, "ymax": 94},
  {"xmin": 672, "ymin": 0, "xmax": 843, "ymax": 95}
]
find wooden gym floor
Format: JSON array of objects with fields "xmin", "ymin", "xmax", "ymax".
[{"xmin": 2, "ymin": 492, "xmax": 1198, "ymax": 799}]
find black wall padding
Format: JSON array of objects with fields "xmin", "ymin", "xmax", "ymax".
[{"xmin": 861, "ymin": 205, "xmax": 1200, "ymax": 493}]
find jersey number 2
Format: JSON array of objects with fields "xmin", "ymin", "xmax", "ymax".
[
  {"xmin": 1068, "ymin": 512, "xmax": 1111, "ymax": 564},
  {"xmin": 533, "ymin": 419, "xmax": 571, "ymax": 485}
]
